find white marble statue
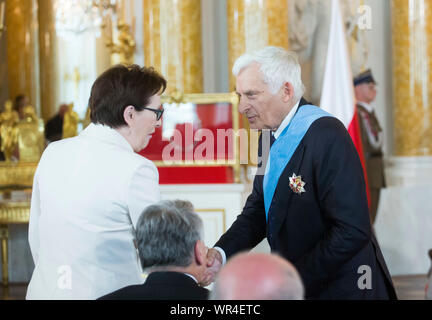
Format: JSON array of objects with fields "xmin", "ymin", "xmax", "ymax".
[{"xmin": 289, "ymin": 0, "xmax": 369, "ymax": 104}]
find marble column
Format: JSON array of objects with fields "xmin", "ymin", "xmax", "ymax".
[
  {"xmin": 143, "ymin": 0, "xmax": 203, "ymax": 94},
  {"xmin": 391, "ymin": 0, "xmax": 432, "ymax": 156},
  {"xmin": 227, "ymin": 0, "xmax": 289, "ymax": 167},
  {"xmin": 5, "ymin": 0, "xmax": 38, "ymax": 110},
  {"xmin": 227, "ymin": 0, "xmax": 290, "ymax": 90},
  {"xmin": 0, "ymin": 0, "xmax": 9, "ymax": 107},
  {"xmin": 374, "ymin": 0, "xmax": 432, "ymax": 277},
  {"xmin": 37, "ymin": 0, "xmax": 57, "ymax": 121}
]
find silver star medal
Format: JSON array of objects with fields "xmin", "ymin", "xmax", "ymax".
[{"xmin": 289, "ymin": 173, "xmax": 306, "ymax": 194}]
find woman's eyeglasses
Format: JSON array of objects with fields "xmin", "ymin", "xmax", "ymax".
[{"xmin": 141, "ymin": 107, "xmax": 164, "ymax": 121}]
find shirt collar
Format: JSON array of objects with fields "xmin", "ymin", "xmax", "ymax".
[
  {"xmin": 357, "ymin": 101, "xmax": 374, "ymax": 113},
  {"xmin": 79, "ymin": 123, "xmax": 134, "ymax": 152},
  {"xmin": 273, "ymin": 100, "xmax": 300, "ymax": 139},
  {"xmin": 184, "ymin": 273, "xmax": 198, "ymax": 283}
]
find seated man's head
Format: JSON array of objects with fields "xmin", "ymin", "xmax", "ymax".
[
  {"xmin": 136, "ymin": 200, "xmax": 208, "ymax": 284},
  {"xmin": 210, "ymin": 252, "xmax": 304, "ymax": 300}
]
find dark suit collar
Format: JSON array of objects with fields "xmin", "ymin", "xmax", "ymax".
[
  {"xmin": 298, "ymin": 97, "xmax": 312, "ymax": 108},
  {"xmin": 145, "ymin": 271, "xmax": 198, "ymax": 286}
]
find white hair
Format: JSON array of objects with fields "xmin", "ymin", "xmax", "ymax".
[{"xmin": 232, "ymin": 46, "xmax": 306, "ymax": 102}]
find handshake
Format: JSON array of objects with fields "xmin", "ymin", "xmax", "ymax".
[
  {"xmin": 198, "ymin": 248, "xmax": 305, "ymax": 300},
  {"xmin": 200, "ymin": 248, "xmax": 224, "ymax": 287},
  {"xmin": 100, "ymin": 200, "xmax": 304, "ymax": 300}
]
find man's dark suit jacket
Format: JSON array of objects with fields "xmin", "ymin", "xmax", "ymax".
[
  {"xmin": 215, "ymin": 98, "xmax": 397, "ymax": 300},
  {"xmin": 98, "ymin": 272, "xmax": 209, "ymax": 300}
]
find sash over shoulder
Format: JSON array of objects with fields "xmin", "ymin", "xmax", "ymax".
[{"xmin": 263, "ymin": 105, "xmax": 334, "ymax": 220}]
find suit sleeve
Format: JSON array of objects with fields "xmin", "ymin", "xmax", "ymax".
[
  {"xmin": 214, "ymin": 173, "xmax": 267, "ymax": 258},
  {"xmin": 127, "ymin": 161, "xmax": 161, "ymax": 228},
  {"xmin": 294, "ymin": 118, "xmax": 372, "ymax": 296}
]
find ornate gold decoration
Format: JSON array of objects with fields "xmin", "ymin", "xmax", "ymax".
[
  {"xmin": 0, "ymin": 202, "xmax": 30, "ymax": 224},
  {"xmin": 16, "ymin": 105, "xmax": 44, "ymax": 163},
  {"xmin": 0, "ymin": 1, "xmax": 5, "ymax": 37},
  {"xmin": 227, "ymin": 0, "xmax": 290, "ymax": 91},
  {"xmin": 0, "ymin": 202, "xmax": 30, "ymax": 288},
  {"xmin": 392, "ymin": 0, "xmax": 432, "ymax": 156},
  {"xmin": 38, "ymin": 0, "xmax": 58, "ymax": 121},
  {"xmin": 106, "ymin": 19, "xmax": 136, "ymax": 65},
  {"xmin": 62, "ymin": 103, "xmax": 79, "ymax": 139},
  {"xmin": 156, "ymin": 92, "xmax": 242, "ymax": 183},
  {"xmin": 0, "ymin": 162, "xmax": 37, "ymax": 188},
  {"xmin": 143, "ymin": 0, "xmax": 203, "ymax": 94},
  {"xmin": 1, "ymin": 223, "xmax": 9, "ymax": 287},
  {"xmin": 6, "ymin": 0, "xmax": 37, "ymax": 111},
  {"xmin": 0, "ymin": 100, "xmax": 19, "ymax": 162},
  {"xmin": 227, "ymin": 0, "xmax": 289, "ymax": 169},
  {"xmin": 22, "ymin": 105, "xmax": 38, "ymax": 123}
]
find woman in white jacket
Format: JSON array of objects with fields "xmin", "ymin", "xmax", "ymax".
[{"xmin": 27, "ymin": 65, "xmax": 166, "ymax": 299}]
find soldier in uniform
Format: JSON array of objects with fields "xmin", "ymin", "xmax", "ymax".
[{"xmin": 354, "ymin": 69, "xmax": 385, "ymax": 225}]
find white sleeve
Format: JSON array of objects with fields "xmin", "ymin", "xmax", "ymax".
[
  {"xmin": 127, "ymin": 162, "xmax": 161, "ymax": 228},
  {"xmin": 213, "ymin": 246, "xmax": 227, "ymax": 265},
  {"xmin": 28, "ymin": 169, "xmax": 41, "ymax": 265}
]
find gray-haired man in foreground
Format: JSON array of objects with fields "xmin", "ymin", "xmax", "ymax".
[
  {"xmin": 99, "ymin": 200, "xmax": 210, "ymax": 300},
  {"xmin": 210, "ymin": 253, "xmax": 304, "ymax": 300}
]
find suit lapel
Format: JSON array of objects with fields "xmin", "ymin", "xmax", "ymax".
[
  {"xmin": 265, "ymin": 98, "xmax": 315, "ymax": 249},
  {"xmin": 267, "ymin": 145, "xmax": 306, "ymax": 249},
  {"xmin": 261, "ymin": 97, "xmax": 313, "ymax": 248}
]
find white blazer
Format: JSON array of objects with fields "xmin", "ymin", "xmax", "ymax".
[{"xmin": 26, "ymin": 123, "xmax": 160, "ymax": 299}]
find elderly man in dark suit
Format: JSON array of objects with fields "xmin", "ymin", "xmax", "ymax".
[
  {"xmin": 354, "ymin": 70, "xmax": 385, "ymax": 225},
  {"xmin": 99, "ymin": 200, "xmax": 209, "ymax": 300},
  {"xmin": 203, "ymin": 47, "xmax": 397, "ymax": 300}
]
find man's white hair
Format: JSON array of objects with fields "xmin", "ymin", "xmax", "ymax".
[{"xmin": 232, "ymin": 46, "xmax": 305, "ymax": 102}]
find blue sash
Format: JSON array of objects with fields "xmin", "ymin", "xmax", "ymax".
[{"xmin": 263, "ymin": 105, "xmax": 333, "ymax": 220}]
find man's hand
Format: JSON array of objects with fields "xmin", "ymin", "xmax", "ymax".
[{"xmin": 200, "ymin": 248, "xmax": 223, "ymax": 286}]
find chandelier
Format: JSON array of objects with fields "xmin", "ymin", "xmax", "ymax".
[{"xmin": 54, "ymin": 0, "xmax": 117, "ymax": 35}]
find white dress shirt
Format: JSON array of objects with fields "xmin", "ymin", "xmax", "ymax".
[
  {"xmin": 27, "ymin": 123, "xmax": 160, "ymax": 299},
  {"xmin": 214, "ymin": 100, "xmax": 301, "ymax": 265}
]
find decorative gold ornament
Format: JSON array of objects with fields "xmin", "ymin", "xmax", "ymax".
[
  {"xmin": 106, "ymin": 19, "xmax": 136, "ymax": 65},
  {"xmin": 0, "ymin": 100, "xmax": 19, "ymax": 162},
  {"xmin": 0, "ymin": 162, "xmax": 37, "ymax": 188},
  {"xmin": 16, "ymin": 105, "xmax": 45, "ymax": 163},
  {"xmin": 62, "ymin": 103, "xmax": 80, "ymax": 139},
  {"xmin": 22, "ymin": 105, "xmax": 39, "ymax": 123}
]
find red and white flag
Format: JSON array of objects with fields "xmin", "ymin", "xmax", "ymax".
[{"xmin": 320, "ymin": 0, "xmax": 371, "ymax": 207}]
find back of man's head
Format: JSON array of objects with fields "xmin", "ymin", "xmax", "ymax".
[
  {"xmin": 210, "ymin": 253, "xmax": 304, "ymax": 300},
  {"xmin": 136, "ymin": 200, "xmax": 203, "ymax": 271}
]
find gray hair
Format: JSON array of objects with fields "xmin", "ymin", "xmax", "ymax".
[
  {"xmin": 135, "ymin": 200, "xmax": 203, "ymax": 271},
  {"xmin": 232, "ymin": 46, "xmax": 305, "ymax": 101}
]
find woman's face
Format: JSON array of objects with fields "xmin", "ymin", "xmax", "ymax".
[{"xmin": 128, "ymin": 94, "xmax": 162, "ymax": 152}]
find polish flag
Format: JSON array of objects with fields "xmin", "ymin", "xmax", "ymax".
[{"xmin": 320, "ymin": 0, "xmax": 371, "ymax": 207}]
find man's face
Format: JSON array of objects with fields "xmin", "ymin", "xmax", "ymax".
[
  {"xmin": 235, "ymin": 63, "xmax": 287, "ymax": 130},
  {"xmin": 355, "ymin": 82, "xmax": 377, "ymax": 104}
]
